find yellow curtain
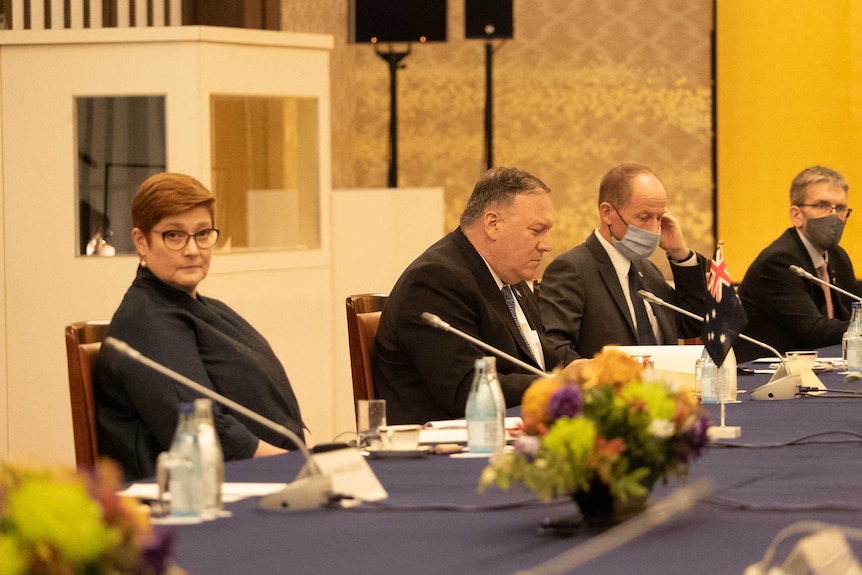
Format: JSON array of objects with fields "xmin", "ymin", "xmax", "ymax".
[{"xmin": 717, "ymin": 0, "xmax": 862, "ymax": 278}]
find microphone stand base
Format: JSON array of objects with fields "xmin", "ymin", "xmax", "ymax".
[
  {"xmin": 750, "ymin": 363, "xmax": 826, "ymax": 400},
  {"xmin": 750, "ymin": 374, "xmax": 803, "ymax": 400},
  {"xmin": 258, "ymin": 474, "xmax": 333, "ymax": 511}
]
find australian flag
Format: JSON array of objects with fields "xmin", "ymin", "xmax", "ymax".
[{"xmin": 701, "ymin": 243, "xmax": 748, "ymax": 366}]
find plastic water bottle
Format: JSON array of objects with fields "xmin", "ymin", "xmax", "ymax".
[
  {"xmin": 698, "ymin": 349, "xmax": 719, "ymax": 404},
  {"xmin": 466, "ymin": 359, "xmax": 499, "ymax": 454},
  {"xmin": 843, "ymin": 302, "xmax": 862, "ymax": 373},
  {"xmin": 168, "ymin": 402, "xmax": 204, "ymax": 519},
  {"xmin": 194, "ymin": 398, "xmax": 224, "ymax": 520},
  {"xmin": 482, "ymin": 356, "xmax": 506, "ymax": 453}
]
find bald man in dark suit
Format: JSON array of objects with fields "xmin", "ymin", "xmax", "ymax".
[{"xmin": 539, "ymin": 163, "xmax": 707, "ymax": 360}]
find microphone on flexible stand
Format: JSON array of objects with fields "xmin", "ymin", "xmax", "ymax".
[
  {"xmin": 420, "ymin": 312, "xmax": 547, "ymax": 377},
  {"xmin": 789, "ymin": 264, "xmax": 862, "ymax": 302},
  {"xmin": 103, "ymin": 337, "xmax": 334, "ymax": 510},
  {"xmin": 790, "ymin": 264, "xmax": 862, "ymax": 383},
  {"xmin": 636, "ymin": 290, "xmax": 825, "ymax": 400}
]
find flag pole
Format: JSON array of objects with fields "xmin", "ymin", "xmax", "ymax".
[{"xmin": 707, "ymin": 241, "xmax": 742, "ymax": 440}]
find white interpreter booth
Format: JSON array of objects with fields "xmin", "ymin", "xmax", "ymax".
[{"xmin": 0, "ymin": 7, "xmax": 444, "ymax": 464}]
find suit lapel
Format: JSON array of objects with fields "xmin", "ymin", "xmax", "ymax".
[
  {"xmin": 640, "ymin": 263, "xmax": 675, "ymax": 344},
  {"xmin": 788, "ymin": 228, "xmax": 831, "ymax": 317},
  {"xmin": 587, "ymin": 235, "xmax": 638, "ymax": 339},
  {"xmin": 506, "ymin": 282, "xmax": 544, "ymax": 365},
  {"xmin": 451, "ymin": 228, "xmax": 541, "ymax": 367},
  {"xmin": 513, "ymin": 282, "xmax": 555, "ymax": 368},
  {"xmin": 826, "ymin": 252, "xmax": 850, "ymax": 319}
]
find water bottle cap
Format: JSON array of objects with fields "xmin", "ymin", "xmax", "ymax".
[
  {"xmin": 853, "ymin": 302, "xmax": 862, "ymax": 309},
  {"xmin": 178, "ymin": 402, "xmax": 195, "ymax": 415}
]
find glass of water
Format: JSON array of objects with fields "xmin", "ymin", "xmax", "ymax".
[{"xmin": 356, "ymin": 399, "xmax": 386, "ymax": 449}]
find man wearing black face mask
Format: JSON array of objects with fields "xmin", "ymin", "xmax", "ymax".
[
  {"xmin": 735, "ymin": 165, "xmax": 861, "ymax": 361},
  {"xmin": 539, "ymin": 162, "xmax": 708, "ymax": 360}
]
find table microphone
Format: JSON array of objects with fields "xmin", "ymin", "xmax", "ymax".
[
  {"xmin": 103, "ymin": 337, "xmax": 334, "ymax": 511},
  {"xmin": 420, "ymin": 312, "xmax": 547, "ymax": 377},
  {"xmin": 636, "ymin": 290, "xmax": 822, "ymax": 400},
  {"xmin": 789, "ymin": 264, "xmax": 862, "ymax": 302}
]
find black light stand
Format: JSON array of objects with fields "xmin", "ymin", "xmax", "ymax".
[
  {"xmin": 375, "ymin": 43, "xmax": 412, "ymax": 188},
  {"xmin": 483, "ymin": 39, "xmax": 494, "ymax": 170},
  {"xmin": 466, "ymin": 0, "xmax": 513, "ymax": 171}
]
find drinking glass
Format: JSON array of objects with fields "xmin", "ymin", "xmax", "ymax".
[{"xmin": 356, "ymin": 399, "xmax": 386, "ymax": 449}]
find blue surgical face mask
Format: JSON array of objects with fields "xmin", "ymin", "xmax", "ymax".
[{"xmin": 609, "ymin": 205, "xmax": 660, "ymax": 260}]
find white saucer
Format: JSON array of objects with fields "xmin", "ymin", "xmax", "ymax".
[{"xmin": 363, "ymin": 445, "xmax": 432, "ymax": 459}]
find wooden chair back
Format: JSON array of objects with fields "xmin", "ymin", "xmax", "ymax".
[
  {"xmin": 65, "ymin": 320, "xmax": 109, "ymax": 470},
  {"xmin": 345, "ymin": 294, "xmax": 388, "ymax": 420}
]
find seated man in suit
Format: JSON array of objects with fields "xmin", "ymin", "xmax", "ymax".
[
  {"xmin": 373, "ymin": 167, "xmax": 576, "ymax": 425},
  {"xmin": 735, "ymin": 165, "xmax": 861, "ymax": 361},
  {"xmin": 539, "ymin": 162, "xmax": 707, "ymax": 360}
]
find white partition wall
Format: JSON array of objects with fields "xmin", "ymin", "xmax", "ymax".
[
  {"xmin": 331, "ymin": 188, "xmax": 445, "ymax": 439},
  {"xmin": 0, "ymin": 27, "xmax": 334, "ymax": 464}
]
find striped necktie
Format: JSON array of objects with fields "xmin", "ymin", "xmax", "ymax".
[{"xmin": 502, "ymin": 285, "xmax": 535, "ymax": 359}]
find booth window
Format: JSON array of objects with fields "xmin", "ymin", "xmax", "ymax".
[
  {"xmin": 210, "ymin": 95, "xmax": 321, "ymax": 252},
  {"xmin": 75, "ymin": 94, "xmax": 320, "ymax": 255},
  {"xmin": 76, "ymin": 96, "xmax": 166, "ymax": 256}
]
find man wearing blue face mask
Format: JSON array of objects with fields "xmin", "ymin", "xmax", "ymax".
[
  {"xmin": 734, "ymin": 165, "xmax": 861, "ymax": 361},
  {"xmin": 539, "ymin": 162, "xmax": 708, "ymax": 359}
]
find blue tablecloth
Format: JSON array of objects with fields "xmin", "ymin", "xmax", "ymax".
[{"xmin": 171, "ymin": 349, "xmax": 862, "ymax": 575}]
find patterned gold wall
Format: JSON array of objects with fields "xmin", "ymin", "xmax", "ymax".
[{"xmin": 283, "ymin": 0, "xmax": 713, "ymax": 277}]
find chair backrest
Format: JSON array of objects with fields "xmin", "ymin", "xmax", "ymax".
[
  {"xmin": 345, "ymin": 294, "xmax": 388, "ymax": 419},
  {"xmin": 65, "ymin": 320, "xmax": 110, "ymax": 470}
]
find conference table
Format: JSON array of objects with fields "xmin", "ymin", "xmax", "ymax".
[{"xmin": 170, "ymin": 349, "xmax": 862, "ymax": 575}]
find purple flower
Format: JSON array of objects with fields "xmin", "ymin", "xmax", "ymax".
[
  {"xmin": 141, "ymin": 525, "xmax": 177, "ymax": 574},
  {"xmin": 684, "ymin": 414, "xmax": 711, "ymax": 459},
  {"xmin": 514, "ymin": 435, "xmax": 541, "ymax": 460},
  {"xmin": 549, "ymin": 386, "xmax": 582, "ymax": 420}
]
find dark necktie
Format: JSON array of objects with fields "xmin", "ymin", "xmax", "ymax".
[
  {"xmin": 628, "ymin": 263, "xmax": 657, "ymax": 345},
  {"xmin": 502, "ymin": 285, "xmax": 535, "ymax": 359}
]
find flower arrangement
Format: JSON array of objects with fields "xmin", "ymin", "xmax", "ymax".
[
  {"xmin": 0, "ymin": 459, "xmax": 182, "ymax": 575},
  {"xmin": 480, "ymin": 348, "xmax": 711, "ymax": 505}
]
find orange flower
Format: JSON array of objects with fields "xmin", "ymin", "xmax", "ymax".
[
  {"xmin": 579, "ymin": 348, "xmax": 643, "ymax": 390},
  {"xmin": 588, "ymin": 436, "xmax": 626, "ymax": 484},
  {"xmin": 673, "ymin": 386, "xmax": 699, "ymax": 426},
  {"xmin": 521, "ymin": 375, "xmax": 563, "ymax": 434}
]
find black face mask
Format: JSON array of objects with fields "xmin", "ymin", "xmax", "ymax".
[{"xmin": 805, "ymin": 214, "xmax": 845, "ymax": 251}]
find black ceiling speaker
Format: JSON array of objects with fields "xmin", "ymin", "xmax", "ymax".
[
  {"xmin": 349, "ymin": 0, "xmax": 448, "ymax": 44},
  {"xmin": 465, "ymin": 0, "xmax": 513, "ymax": 39}
]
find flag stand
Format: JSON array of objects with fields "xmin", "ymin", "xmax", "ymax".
[
  {"xmin": 708, "ymin": 401, "xmax": 741, "ymax": 440},
  {"xmin": 703, "ymin": 240, "xmax": 744, "ymax": 440},
  {"xmin": 707, "ymin": 352, "xmax": 741, "ymax": 440}
]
